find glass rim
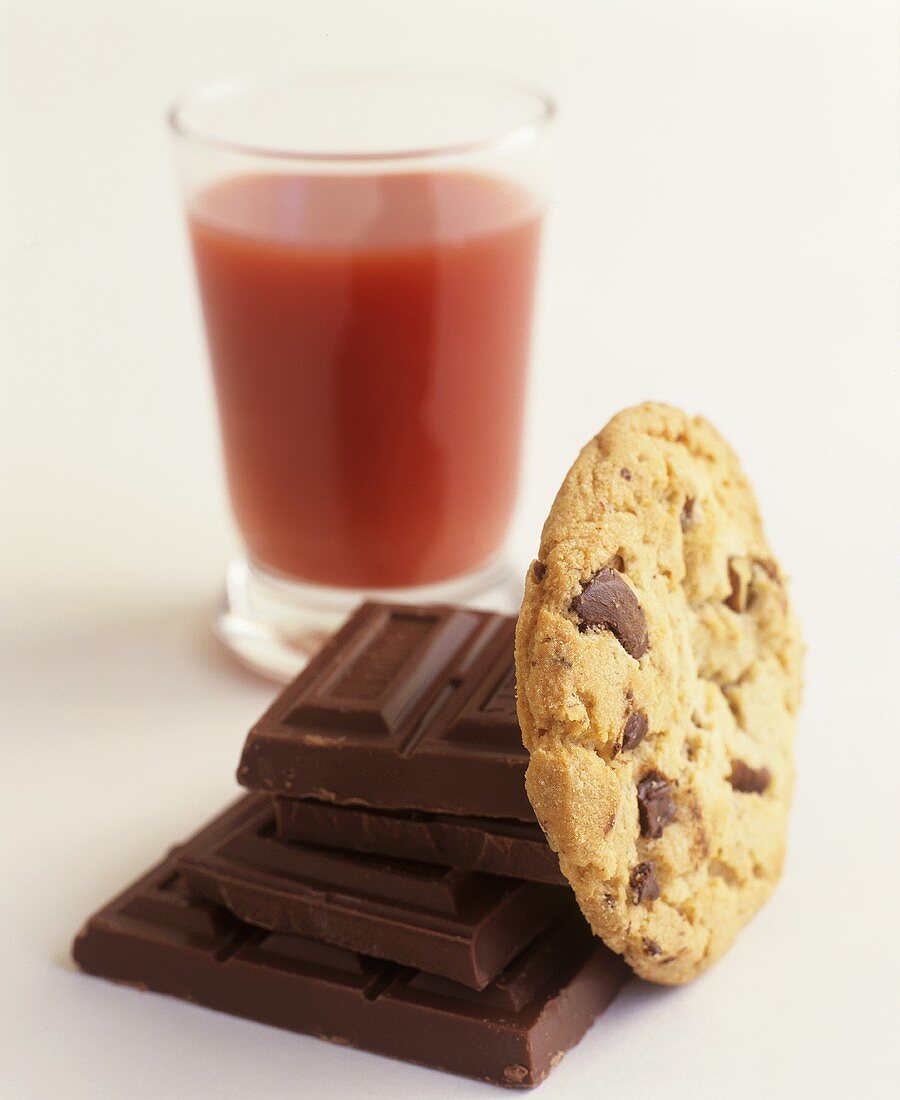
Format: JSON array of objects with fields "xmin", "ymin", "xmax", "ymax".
[{"xmin": 167, "ymin": 69, "xmax": 556, "ymax": 164}]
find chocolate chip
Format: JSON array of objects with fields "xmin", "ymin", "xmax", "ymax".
[
  {"xmin": 637, "ymin": 772, "xmax": 675, "ymax": 838},
  {"xmin": 725, "ymin": 556, "xmax": 752, "ymax": 612},
  {"xmin": 729, "ymin": 760, "xmax": 772, "ymax": 794},
  {"xmin": 571, "ymin": 569, "xmax": 649, "ymax": 658},
  {"xmin": 620, "ymin": 467, "xmax": 632, "ymax": 480},
  {"xmin": 621, "ymin": 710, "xmax": 648, "ymax": 751},
  {"xmin": 681, "ymin": 497, "xmax": 695, "ymax": 529},
  {"xmin": 642, "ymin": 938, "xmax": 662, "ymax": 956},
  {"xmin": 630, "ymin": 861, "xmax": 659, "ymax": 904},
  {"xmin": 532, "ymin": 560, "xmax": 546, "ymax": 582}
]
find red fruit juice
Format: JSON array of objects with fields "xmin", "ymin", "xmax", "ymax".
[{"xmin": 188, "ymin": 171, "xmax": 541, "ymax": 589}]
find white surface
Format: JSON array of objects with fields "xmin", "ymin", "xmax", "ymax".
[{"xmin": 2, "ymin": 2, "xmax": 899, "ymax": 1097}]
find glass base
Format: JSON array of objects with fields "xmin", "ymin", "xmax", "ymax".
[{"xmin": 215, "ymin": 556, "xmax": 524, "ymax": 682}]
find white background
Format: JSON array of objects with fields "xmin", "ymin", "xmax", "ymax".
[{"xmin": 2, "ymin": 2, "xmax": 898, "ymax": 1097}]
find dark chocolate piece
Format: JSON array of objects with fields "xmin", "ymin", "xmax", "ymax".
[
  {"xmin": 620, "ymin": 467, "xmax": 632, "ymax": 480},
  {"xmin": 531, "ymin": 561, "xmax": 546, "ymax": 582},
  {"xmin": 571, "ymin": 569, "xmax": 649, "ymax": 659},
  {"xmin": 636, "ymin": 772, "xmax": 675, "ymax": 839},
  {"xmin": 629, "ymin": 861, "xmax": 659, "ymax": 904},
  {"xmin": 73, "ymin": 832, "xmax": 628, "ymax": 1088},
  {"xmin": 176, "ymin": 797, "xmax": 569, "ymax": 990},
  {"xmin": 275, "ymin": 799, "xmax": 566, "ymax": 885},
  {"xmin": 621, "ymin": 711, "xmax": 648, "ymax": 752},
  {"xmin": 238, "ymin": 603, "xmax": 534, "ymax": 820},
  {"xmin": 728, "ymin": 760, "xmax": 772, "ymax": 794}
]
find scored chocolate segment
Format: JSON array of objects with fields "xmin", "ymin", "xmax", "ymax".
[
  {"xmin": 239, "ymin": 603, "xmax": 534, "ymax": 820},
  {"xmin": 404, "ymin": 909, "xmax": 593, "ymax": 1012},
  {"xmin": 274, "ymin": 800, "xmax": 566, "ymax": 885},
  {"xmin": 571, "ymin": 569, "xmax": 649, "ymax": 659},
  {"xmin": 175, "ymin": 797, "xmax": 571, "ymax": 991},
  {"xmin": 284, "ymin": 605, "xmax": 476, "ymax": 738},
  {"xmin": 119, "ymin": 871, "xmax": 236, "ymax": 944},
  {"xmin": 437, "ymin": 655, "xmax": 524, "ymax": 754},
  {"xmin": 73, "ymin": 821, "xmax": 628, "ymax": 1089}
]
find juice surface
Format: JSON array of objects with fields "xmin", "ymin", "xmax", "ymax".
[{"xmin": 189, "ymin": 171, "xmax": 541, "ymax": 588}]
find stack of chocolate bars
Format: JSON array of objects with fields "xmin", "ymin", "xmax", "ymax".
[{"xmin": 74, "ymin": 603, "xmax": 628, "ymax": 1088}]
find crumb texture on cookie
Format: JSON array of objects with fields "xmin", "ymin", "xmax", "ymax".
[{"xmin": 515, "ymin": 402, "xmax": 803, "ymax": 984}]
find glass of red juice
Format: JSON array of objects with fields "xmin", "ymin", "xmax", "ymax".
[{"xmin": 169, "ymin": 73, "xmax": 553, "ymax": 679}]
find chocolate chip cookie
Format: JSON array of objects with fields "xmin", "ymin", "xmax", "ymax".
[{"xmin": 515, "ymin": 403, "xmax": 803, "ymax": 984}]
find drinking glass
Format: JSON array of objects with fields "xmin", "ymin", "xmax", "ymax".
[{"xmin": 169, "ymin": 71, "xmax": 554, "ymax": 680}]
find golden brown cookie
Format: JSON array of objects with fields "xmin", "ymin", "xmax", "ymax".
[{"xmin": 515, "ymin": 403, "xmax": 803, "ymax": 984}]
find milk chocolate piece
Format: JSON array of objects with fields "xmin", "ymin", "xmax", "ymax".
[
  {"xmin": 629, "ymin": 861, "xmax": 659, "ymax": 904},
  {"xmin": 73, "ymin": 822, "xmax": 628, "ymax": 1088},
  {"xmin": 636, "ymin": 772, "xmax": 675, "ymax": 839},
  {"xmin": 176, "ymin": 798, "xmax": 569, "ymax": 990},
  {"xmin": 621, "ymin": 711, "xmax": 648, "ymax": 752},
  {"xmin": 571, "ymin": 569, "xmax": 649, "ymax": 658},
  {"xmin": 276, "ymin": 799, "xmax": 566, "ymax": 885},
  {"xmin": 238, "ymin": 603, "xmax": 534, "ymax": 820},
  {"xmin": 728, "ymin": 760, "xmax": 772, "ymax": 794}
]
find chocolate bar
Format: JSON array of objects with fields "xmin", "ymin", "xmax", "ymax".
[
  {"xmin": 275, "ymin": 798, "xmax": 566, "ymax": 885},
  {"xmin": 175, "ymin": 797, "xmax": 569, "ymax": 989},
  {"xmin": 73, "ymin": 826, "xmax": 628, "ymax": 1087},
  {"xmin": 238, "ymin": 603, "xmax": 535, "ymax": 820}
]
